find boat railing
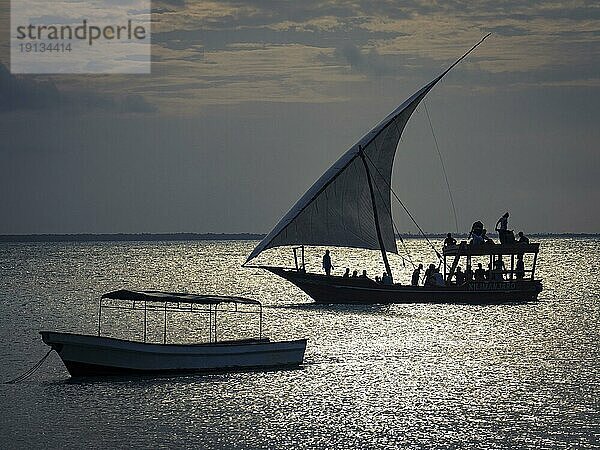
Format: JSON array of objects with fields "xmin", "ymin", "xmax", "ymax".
[
  {"xmin": 442, "ymin": 242, "xmax": 540, "ymax": 256},
  {"xmin": 97, "ymin": 295, "xmax": 263, "ymax": 345},
  {"xmin": 443, "ymin": 241, "xmax": 540, "ymax": 283}
]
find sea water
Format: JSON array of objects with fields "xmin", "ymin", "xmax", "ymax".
[{"xmin": 0, "ymin": 237, "xmax": 598, "ymax": 449}]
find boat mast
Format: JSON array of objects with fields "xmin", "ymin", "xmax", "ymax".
[
  {"xmin": 244, "ymin": 34, "xmax": 492, "ymax": 269},
  {"xmin": 359, "ymin": 147, "xmax": 393, "ymax": 281}
]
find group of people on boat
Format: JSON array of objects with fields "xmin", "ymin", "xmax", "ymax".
[
  {"xmin": 321, "ymin": 212, "xmax": 532, "ymax": 286},
  {"xmin": 421, "ymin": 264, "xmax": 445, "ymax": 286},
  {"xmin": 342, "ymin": 268, "xmax": 369, "ymax": 279},
  {"xmin": 410, "ymin": 256, "xmax": 527, "ymax": 286},
  {"xmin": 447, "ymin": 259, "xmax": 525, "ymax": 285},
  {"xmin": 327, "ymin": 250, "xmax": 393, "ymax": 285},
  {"xmin": 324, "ymin": 252, "xmax": 527, "ymax": 286},
  {"xmin": 465, "ymin": 213, "xmax": 530, "ymax": 246},
  {"xmin": 340, "ymin": 267, "xmax": 394, "ymax": 285}
]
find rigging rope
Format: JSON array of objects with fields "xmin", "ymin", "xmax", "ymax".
[
  {"xmin": 363, "ymin": 153, "xmax": 442, "ymax": 261},
  {"xmin": 424, "ymin": 101, "xmax": 459, "ymax": 234},
  {"xmin": 367, "ymin": 164, "xmax": 416, "ymax": 269},
  {"xmin": 4, "ymin": 348, "xmax": 53, "ymax": 384}
]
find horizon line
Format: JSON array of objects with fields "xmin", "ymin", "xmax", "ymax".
[{"xmin": 0, "ymin": 231, "xmax": 598, "ymax": 243}]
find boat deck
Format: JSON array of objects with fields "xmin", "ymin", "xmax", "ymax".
[{"xmin": 443, "ymin": 242, "xmax": 539, "ymax": 256}]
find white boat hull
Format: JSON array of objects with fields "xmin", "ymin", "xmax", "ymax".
[{"xmin": 40, "ymin": 331, "xmax": 307, "ymax": 376}]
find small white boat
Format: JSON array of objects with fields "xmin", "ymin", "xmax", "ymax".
[{"xmin": 41, "ymin": 290, "xmax": 307, "ymax": 377}]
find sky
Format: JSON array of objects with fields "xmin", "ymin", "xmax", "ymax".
[{"xmin": 0, "ymin": 0, "xmax": 598, "ymax": 234}]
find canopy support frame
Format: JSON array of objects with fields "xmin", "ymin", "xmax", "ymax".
[{"xmin": 292, "ymin": 245, "xmax": 305, "ymax": 272}]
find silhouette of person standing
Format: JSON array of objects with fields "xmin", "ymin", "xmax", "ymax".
[
  {"xmin": 411, "ymin": 264, "xmax": 423, "ymax": 286},
  {"xmin": 322, "ymin": 250, "xmax": 333, "ymax": 276},
  {"xmin": 495, "ymin": 212, "xmax": 509, "ymax": 244}
]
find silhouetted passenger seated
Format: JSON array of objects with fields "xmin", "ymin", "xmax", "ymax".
[
  {"xmin": 491, "ymin": 264, "xmax": 503, "ymax": 280},
  {"xmin": 517, "ymin": 231, "xmax": 530, "ymax": 244},
  {"xmin": 482, "ymin": 229, "xmax": 494, "ymax": 244},
  {"xmin": 516, "ymin": 255, "xmax": 525, "ymax": 279},
  {"xmin": 343, "ymin": 268, "xmax": 350, "ymax": 278},
  {"xmin": 455, "ymin": 266, "xmax": 466, "ymax": 285},
  {"xmin": 470, "ymin": 234, "xmax": 484, "ymax": 246},
  {"xmin": 382, "ymin": 272, "xmax": 393, "ymax": 285},
  {"xmin": 375, "ymin": 276, "xmax": 381, "ymax": 283},
  {"xmin": 432, "ymin": 268, "xmax": 445, "ymax": 287},
  {"xmin": 470, "ymin": 221, "xmax": 484, "ymax": 238},
  {"xmin": 359, "ymin": 270, "xmax": 368, "ymax": 278},
  {"xmin": 474, "ymin": 263, "xmax": 486, "ymax": 281},
  {"xmin": 504, "ymin": 230, "xmax": 516, "ymax": 244},
  {"xmin": 486, "ymin": 263, "xmax": 493, "ymax": 280},
  {"xmin": 465, "ymin": 264, "xmax": 473, "ymax": 282},
  {"xmin": 444, "ymin": 233, "xmax": 457, "ymax": 247},
  {"xmin": 470, "ymin": 222, "xmax": 485, "ymax": 246},
  {"xmin": 493, "ymin": 258, "xmax": 506, "ymax": 281},
  {"xmin": 424, "ymin": 264, "xmax": 436, "ymax": 286},
  {"xmin": 411, "ymin": 264, "xmax": 423, "ymax": 286},
  {"xmin": 352, "ymin": 270, "xmax": 358, "ymax": 278}
]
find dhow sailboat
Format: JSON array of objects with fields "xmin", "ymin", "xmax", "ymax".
[{"xmin": 244, "ymin": 35, "xmax": 542, "ymax": 304}]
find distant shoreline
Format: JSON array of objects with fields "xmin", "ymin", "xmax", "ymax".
[
  {"xmin": 0, "ymin": 233, "xmax": 265, "ymax": 243},
  {"xmin": 0, "ymin": 232, "xmax": 598, "ymax": 243}
]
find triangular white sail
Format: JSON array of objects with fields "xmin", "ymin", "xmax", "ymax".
[{"xmin": 247, "ymin": 35, "xmax": 490, "ymax": 264}]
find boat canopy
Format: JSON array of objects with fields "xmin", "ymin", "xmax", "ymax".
[
  {"xmin": 246, "ymin": 35, "xmax": 490, "ymax": 264},
  {"xmin": 443, "ymin": 242, "xmax": 540, "ymax": 257},
  {"xmin": 101, "ymin": 289, "xmax": 261, "ymax": 306}
]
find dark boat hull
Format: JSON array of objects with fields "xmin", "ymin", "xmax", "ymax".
[
  {"xmin": 61, "ymin": 360, "xmax": 303, "ymax": 377},
  {"xmin": 40, "ymin": 331, "xmax": 307, "ymax": 377},
  {"xmin": 265, "ymin": 267, "xmax": 542, "ymax": 304}
]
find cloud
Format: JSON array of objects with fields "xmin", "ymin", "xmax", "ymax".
[
  {"xmin": 0, "ymin": 63, "xmax": 156, "ymax": 113},
  {"xmin": 321, "ymin": 42, "xmax": 401, "ymax": 77},
  {"xmin": 152, "ymin": 0, "xmax": 187, "ymax": 14},
  {"xmin": 485, "ymin": 25, "xmax": 529, "ymax": 37},
  {"xmin": 147, "ymin": 0, "xmax": 599, "ymax": 95},
  {"xmin": 156, "ymin": 0, "xmax": 186, "ymax": 7},
  {"xmin": 6, "ymin": 0, "xmax": 595, "ymax": 112},
  {"xmin": 154, "ymin": 24, "xmax": 404, "ymax": 53}
]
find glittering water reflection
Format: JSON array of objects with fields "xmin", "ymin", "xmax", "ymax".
[{"xmin": 0, "ymin": 238, "xmax": 598, "ymax": 448}]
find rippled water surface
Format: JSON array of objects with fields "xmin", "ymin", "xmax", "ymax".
[{"xmin": 0, "ymin": 238, "xmax": 598, "ymax": 449}]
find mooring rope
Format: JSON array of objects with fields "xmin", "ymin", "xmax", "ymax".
[{"xmin": 4, "ymin": 348, "xmax": 53, "ymax": 384}]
